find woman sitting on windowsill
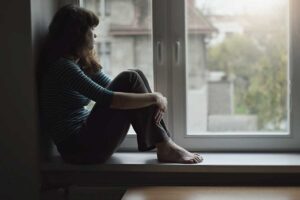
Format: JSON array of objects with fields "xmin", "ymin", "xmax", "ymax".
[{"xmin": 37, "ymin": 4, "xmax": 202, "ymax": 164}]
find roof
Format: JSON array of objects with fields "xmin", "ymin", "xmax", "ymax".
[{"xmin": 110, "ymin": 0, "xmax": 216, "ymax": 36}]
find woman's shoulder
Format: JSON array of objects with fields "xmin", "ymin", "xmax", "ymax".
[
  {"xmin": 48, "ymin": 57, "xmax": 81, "ymax": 72},
  {"xmin": 51, "ymin": 57, "xmax": 76, "ymax": 66}
]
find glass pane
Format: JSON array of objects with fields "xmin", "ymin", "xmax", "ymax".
[
  {"xmin": 186, "ymin": 0, "xmax": 289, "ymax": 134},
  {"xmin": 81, "ymin": 0, "xmax": 153, "ymax": 134}
]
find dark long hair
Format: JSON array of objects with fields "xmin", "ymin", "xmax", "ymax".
[{"xmin": 38, "ymin": 4, "xmax": 101, "ymax": 77}]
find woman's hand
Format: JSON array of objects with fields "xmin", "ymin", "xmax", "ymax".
[{"xmin": 153, "ymin": 92, "xmax": 167, "ymax": 124}]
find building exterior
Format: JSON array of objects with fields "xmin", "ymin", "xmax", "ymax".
[{"xmin": 82, "ymin": 0, "xmax": 215, "ymax": 89}]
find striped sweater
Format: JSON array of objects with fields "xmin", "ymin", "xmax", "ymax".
[{"xmin": 39, "ymin": 57, "xmax": 114, "ymax": 144}]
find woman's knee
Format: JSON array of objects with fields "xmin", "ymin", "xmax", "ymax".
[
  {"xmin": 109, "ymin": 70, "xmax": 148, "ymax": 93},
  {"xmin": 129, "ymin": 69, "xmax": 143, "ymax": 76},
  {"xmin": 128, "ymin": 69, "xmax": 149, "ymax": 82},
  {"xmin": 118, "ymin": 70, "xmax": 142, "ymax": 85},
  {"xmin": 119, "ymin": 70, "xmax": 140, "ymax": 80}
]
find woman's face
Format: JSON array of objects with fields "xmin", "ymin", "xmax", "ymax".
[{"xmin": 85, "ymin": 27, "xmax": 97, "ymax": 50}]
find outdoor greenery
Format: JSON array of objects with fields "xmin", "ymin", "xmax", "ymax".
[{"xmin": 207, "ymin": 17, "xmax": 288, "ymax": 130}]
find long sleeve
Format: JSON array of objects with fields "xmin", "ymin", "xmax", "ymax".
[
  {"xmin": 89, "ymin": 69, "xmax": 112, "ymax": 88},
  {"xmin": 53, "ymin": 58, "xmax": 114, "ymax": 107}
]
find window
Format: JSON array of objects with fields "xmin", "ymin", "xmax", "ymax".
[
  {"xmin": 80, "ymin": 0, "xmax": 111, "ymax": 16},
  {"xmin": 187, "ymin": 1, "xmax": 289, "ymax": 134},
  {"xmin": 80, "ymin": 0, "xmax": 300, "ymax": 151},
  {"xmin": 96, "ymin": 42, "xmax": 111, "ymax": 71}
]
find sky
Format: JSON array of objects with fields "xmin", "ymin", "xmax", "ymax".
[{"xmin": 195, "ymin": 0, "xmax": 287, "ymax": 15}]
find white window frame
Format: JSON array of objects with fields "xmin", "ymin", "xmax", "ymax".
[
  {"xmin": 171, "ymin": 0, "xmax": 300, "ymax": 152},
  {"xmin": 80, "ymin": 0, "xmax": 300, "ymax": 152}
]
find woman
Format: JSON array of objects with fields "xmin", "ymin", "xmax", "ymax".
[{"xmin": 38, "ymin": 4, "xmax": 203, "ymax": 164}]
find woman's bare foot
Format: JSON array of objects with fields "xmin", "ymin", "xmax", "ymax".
[{"xmin": 156, "ymin": 139, "xmax": 203, "ymax": 164}]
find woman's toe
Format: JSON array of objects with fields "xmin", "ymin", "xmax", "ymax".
[
  {"xmin": 182, "ymin": 158, "xmax": 195, "ymax": 164},
  {"xmin": 191, "ymin": 159, "xmax": 197, "ymax": 164},
  {"xmin": 194, "ymin": 154, "xmax": 203, "ymax": 163}
]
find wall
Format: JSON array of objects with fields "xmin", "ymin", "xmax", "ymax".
[
  {"xmin": 0, "ymin": 0, "xmax": 39, "ymax": 199},
  {"xmin": 0, "ymin": 0, "xmax": 75, "ymax": 199}
]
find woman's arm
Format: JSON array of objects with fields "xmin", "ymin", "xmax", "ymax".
[
  {"xmin": 110, "ymin": 92, "xmax": 167, "ymax": 111},
  {"xmin": 89, "ymin": 70, "xmax": 112, "ymax": 87},
  {"xmin": 54, "ymin": 59, "xmax": 167, "ymax": 111}
]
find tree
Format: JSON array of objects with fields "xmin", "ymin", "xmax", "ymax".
[{"xmin": 207, "ymin": 31, "xmax": 287, "ymax": 130}]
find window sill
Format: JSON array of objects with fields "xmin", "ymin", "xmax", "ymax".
[
  {"xmin": 42, "ymin": 152, "xmax": 300, "ymax": 173},
  {"xmin": 41, "ymin": 152, "xmax": 300, "ymax": 187}
]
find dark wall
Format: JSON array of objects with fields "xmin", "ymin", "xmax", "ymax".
[
  {"xmin": 0, "ymin": 0, "xmax": 77, "ymax": 199},
  {"xmin": 0, "ymin": 0, "xmax": 39, "ymax": 199}
]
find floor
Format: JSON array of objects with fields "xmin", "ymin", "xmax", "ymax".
[{"xmin": 122, "ymin": 186, "xmax": 300, "ymax": 200}]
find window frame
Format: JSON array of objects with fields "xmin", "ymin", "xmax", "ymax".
[
  {"xmin": 80, "ymin": 0, "xmax": 300, "ymax": 152},
  {"xmin": 171, "ymin": 0, "xmax": 300, "ymax": 152}
]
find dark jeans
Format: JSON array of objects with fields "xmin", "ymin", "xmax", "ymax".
[{"xmin": 57, "ymin": 69, "xmax": 171, "ymax": 164}]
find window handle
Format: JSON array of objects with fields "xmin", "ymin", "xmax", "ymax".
[
  {"xmin": 157, "ymin": 41, "xmax": 162, "ymax": 65},
  {"xmin": 175, "ymin": 40, "xmax": 181, "ymax": 65}
]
